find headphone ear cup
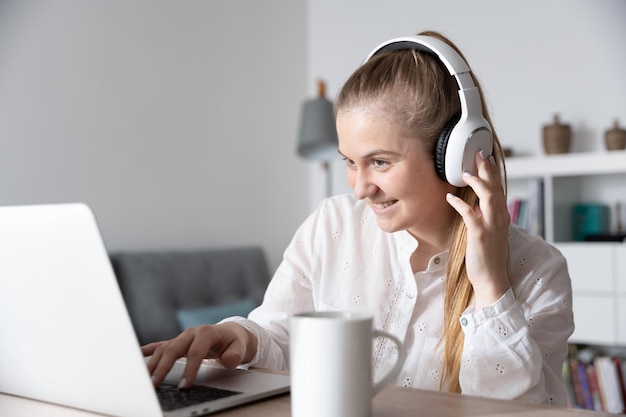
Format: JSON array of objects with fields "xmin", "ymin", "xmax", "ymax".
[{"xmin": 434, "ymin": 119, "xmax": 457, "ymax": 182}]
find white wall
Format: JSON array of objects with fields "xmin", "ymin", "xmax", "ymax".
[
  {"xmin": 0, "ymin": 1, "xmax": 308, "ymax": 272},
  {"xmin": 307, "ymin": 0, "xmax": 626, "ymax": 202}
]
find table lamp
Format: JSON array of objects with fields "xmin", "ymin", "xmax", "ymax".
[{"xmin": 297, "ymin": 79, "xmax": 339, "ymax": 197}]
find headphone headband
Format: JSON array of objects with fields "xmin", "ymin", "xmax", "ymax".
[{"xmin": 364, "ymin": 35, "xmax": 475, "ymax": 91}]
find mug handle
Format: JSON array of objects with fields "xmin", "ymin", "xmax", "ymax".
[{"xmin": 371, "ymin": 330, "xmax": 406, "ymax": 395}]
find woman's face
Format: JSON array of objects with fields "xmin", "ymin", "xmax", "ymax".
[{"xmin": 337, "ymin": 106, "xmax": 457, "ymax": 238}]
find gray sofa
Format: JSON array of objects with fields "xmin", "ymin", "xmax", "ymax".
[{"xmin": 110, "ymin": 246, "xmax": 270, "ymax": 345}]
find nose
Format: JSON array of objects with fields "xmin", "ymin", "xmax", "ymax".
[{"xmin": 351, "ymin": 169, "xmax": 376, "ymax": 200}]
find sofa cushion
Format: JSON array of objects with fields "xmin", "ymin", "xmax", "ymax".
[{"xmin": 110, "ymin": 246, "xmax": 270, "ymax": 345}]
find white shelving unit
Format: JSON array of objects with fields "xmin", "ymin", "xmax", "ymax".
[{"xmin": 505, "ymin": 151, "xmax": 626, "ymax": 346}]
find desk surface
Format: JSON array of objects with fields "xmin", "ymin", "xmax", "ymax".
[{"xmin": 0, "ymin": 384, "xmax": 612, "ymax": 417}]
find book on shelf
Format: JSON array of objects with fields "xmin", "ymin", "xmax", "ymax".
[
  {"xmin": 563, "ymin": 346, "xmax": 626, "ymax": 413},
  {"xmin": 507, "ymin": 178, "xmax": 544, "ymax": 238},
  {"xmin": 587, "ymin": 361, "xmax": 605, "ymax": 411},
  {"xmin": 616, "ymin": 358, "xmax": 626, "ymax": 411},
  {"xmin": 562, "ymin": 361, "xmax": 577, "ymax": 407},
  {"xmin": 595, "ymin": 356, "xmax": 626, "ymax": 413},
  {"xmin": 572, "ymin": 359, "xmax": 595, "ymax": 410}
]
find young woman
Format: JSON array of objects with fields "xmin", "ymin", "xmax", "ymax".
[{"xmin": 143, "ymin": 30, "xmax": 574, "ymax": 406}]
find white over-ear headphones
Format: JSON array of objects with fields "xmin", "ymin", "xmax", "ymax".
[{"xmin": 364, "ymin": 35, "xmax": 493, "ymax": 187}]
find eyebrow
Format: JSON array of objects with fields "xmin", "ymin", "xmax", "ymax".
[{"xmin": 337, "ymin": 148, "xmax": 403, "ymax": 160}]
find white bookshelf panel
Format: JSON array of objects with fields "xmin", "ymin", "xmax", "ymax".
[
  {"xmin": 617, "ymin": 295, "xmax": 626, "ymax": 346},
  {"xmin": 506, "ymin": 152, "xmax": 626, "ymax": 179},
  {"xmin": 617, "ymin": 243, "xmax": 626, "ymax": 294},
  {"xmin": 619, "ymin": 246, "xmax": 626, "ymax": 345},
  {"xmin": 570, "ymin": 295, "xmax": 616, "ymax": 345},
  {"xmin": 556, "ymin": 243, "xmax": 614, "ymax": 293}
]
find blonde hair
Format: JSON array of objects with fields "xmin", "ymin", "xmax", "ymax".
[{"xmin": 335, "ymin": 30, "xmax": 507, "ymax": 393}]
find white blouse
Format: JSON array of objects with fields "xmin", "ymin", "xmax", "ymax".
[{"xmin": 225, "ymin": 194, "xmax": 574, "ymax": 406}]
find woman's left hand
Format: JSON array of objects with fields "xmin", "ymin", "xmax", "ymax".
[{"xmin": 445, "ymin": 150, "xmax": 511, "ymax": 309}]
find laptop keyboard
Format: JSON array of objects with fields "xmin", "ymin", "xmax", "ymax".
[{"xmin": 156, "ymin": 382, "xmax": 241, "ymax": 411}]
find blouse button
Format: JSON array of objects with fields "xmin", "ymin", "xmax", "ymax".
[
  {"xmin": 460, "ymin": 317, "xmax": 468, "ymax": 326},
  {"xmin": 433, "ymin": 257, "xmax": 441, "ymax": 265},
  {"xmin": 406, "ymin": 291, "xmax": 415, "ymax": 299}
]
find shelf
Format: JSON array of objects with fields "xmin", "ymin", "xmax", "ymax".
[
  {"xmin": 504, "ymin": 150, "xmax": 626, "ymax": 354},
  {"xmin": 505, "ymin": 151, "xmax": 626, "ymax": 179}
]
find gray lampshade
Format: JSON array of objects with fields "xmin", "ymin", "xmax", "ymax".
[{"xmin": 297, "ymin": 80, "xmax": 339, "ymax": 161}]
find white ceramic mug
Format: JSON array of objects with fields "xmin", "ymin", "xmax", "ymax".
[{"xmin": 289, "ymin": 311, "xmax": 406, "ymax": 417}]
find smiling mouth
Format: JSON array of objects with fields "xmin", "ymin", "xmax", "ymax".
[{"xmin": 372, "ymin": 200, "xmax": 397, "ymax": 209}]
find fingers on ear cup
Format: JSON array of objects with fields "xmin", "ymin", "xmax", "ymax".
[{"xmin": 434, "ymin": 119, "xmax": 458, "ymax": 182}]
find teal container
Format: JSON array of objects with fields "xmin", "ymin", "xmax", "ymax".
[{"xmin": 572, "ymin": 204, "xmax": 610, "ymax": 241}]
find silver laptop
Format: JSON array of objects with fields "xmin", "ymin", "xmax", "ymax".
[{"xmin": 0, "ymin": 203, "xmax": 290, "ymax": 417}]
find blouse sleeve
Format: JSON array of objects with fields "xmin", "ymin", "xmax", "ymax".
[{"xmin": 458, "ymin": 244, "xmax": 574, "ymax": 406}]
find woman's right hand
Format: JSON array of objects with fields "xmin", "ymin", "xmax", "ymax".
[{"xmin": 141, "ymin": 322, "xmax": 258, "ymax": 389}]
